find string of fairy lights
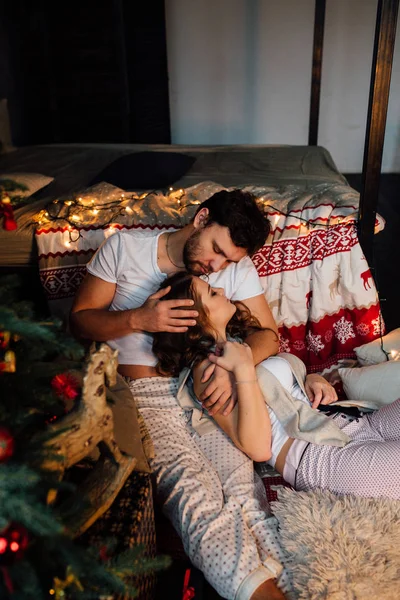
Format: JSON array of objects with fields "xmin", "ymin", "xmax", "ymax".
[
  {"xmin": 34, "ymin": 187, "xmax": 188, "ymax": 243},
  {"xmin": 33, "ymin": 185, "xmax": 395, "ymax": 360},
  {"xmin": 34, "ymin": 186, "xmax": 355, "ymax": 245}
]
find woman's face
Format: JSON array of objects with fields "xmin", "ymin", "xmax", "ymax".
[{"xmin": 192, "ymin": 277, "xmax": 236, "ymax": 333}]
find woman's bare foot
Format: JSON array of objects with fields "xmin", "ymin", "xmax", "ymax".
[{"xmin": 250, "ymin": 578, "xmax": 287, "ymax": 600}]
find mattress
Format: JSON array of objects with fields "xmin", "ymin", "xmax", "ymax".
[{"xmin": 0, "ymin": 143, "xmax": 349, "ymax": 267}]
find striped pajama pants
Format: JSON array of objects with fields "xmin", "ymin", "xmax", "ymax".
[
  {"xmin": 129, "ymin": 376, "xmax": 294, "ymax": 600},
  {"xmin": 296, "ymin": 399, "xmax": 400, "ymax": 499}
]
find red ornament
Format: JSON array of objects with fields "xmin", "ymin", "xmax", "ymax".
[
  {"xmin": 1, "ymin": 197, "xmax": 17, "ymax": 231},
  {"xmin": 0, "ymin": 523, "xmax": 29, "ymax": 566},
  {"xmin": 0, "ymin": 331, "xmax": 10, "ymax": 351},
  {"xmin": 0, "ymin": 428, "xmax": 14, "ymax": 462},
  {"xmin": 182, "ymin": 568, "xmax": 195, "ymax": 600},
  {"xmin": 51, "ymin": 373, "xmax": 80, "ymax": 401}
]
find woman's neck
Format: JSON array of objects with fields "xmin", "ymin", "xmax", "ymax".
[{"xmin": 215, "ymin": 327, "xmax": 227, "ymax": 344}]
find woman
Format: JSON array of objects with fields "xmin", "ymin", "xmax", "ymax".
[{"xmin": 153, "ymin": 272, "xmax": 400, "ymax": 500}]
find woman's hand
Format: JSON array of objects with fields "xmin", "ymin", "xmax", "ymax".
[
  {"xmin": 305, "ymin": 374, "xmax": 338, "ymax": 409},
  {"xmin": 208, "ymin": 340, "xmax": 254, "ymax": 375}
]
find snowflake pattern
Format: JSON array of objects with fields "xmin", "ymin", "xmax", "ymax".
[
  {"xmin": 356, "ymin": 323, "xmax": 370, "ymax": 336},
  {"xmin": 371, "ymin": 317, "xmax": 383, "ymax": 337},
  {"xmin": 333, "ymin": 316, "xmax": 356, "ymax": 344},
  {"xmin": 324, "ymin": 330, "xmax": 333, "ymax": 343},
  {"xmin": 306, "ymin": 331, "xmax": 325, "ymax": 354},
  {"xmin": 293, "ymin": 340, "xmax": 306, "ymax": 351},
  {"xmin": 279, "ymin": 337, "xmax": 291, "ymax": 353}
]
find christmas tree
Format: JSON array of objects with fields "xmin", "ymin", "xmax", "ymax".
[{"xmin": 0, "ymin": 274, "xmax": 170, "ymax": 599}]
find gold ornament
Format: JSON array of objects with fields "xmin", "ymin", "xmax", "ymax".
[{"xmin": 50, "ymin": 566, "xmax": 83, "ymax": 599}]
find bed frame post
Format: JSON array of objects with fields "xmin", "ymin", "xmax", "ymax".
[
  {"xmin": 308, "ymin": 0, "xmax": 326, "ymax": 146},
  {"xmin": 358, "ymin": 0, "xmax": 399, "ymax": 266}
]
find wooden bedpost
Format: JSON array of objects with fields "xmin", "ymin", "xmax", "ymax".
[
  {"xmin": 358, "ymin": 0, "xmax": 399, "ymax": 266},
  {"xmin": 308, "ymin": 0, "xmax": 326, "ymax": 146}
]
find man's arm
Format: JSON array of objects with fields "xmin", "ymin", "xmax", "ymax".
[
  {"xmin": 240, "ymin": 293, "xmax": 279, "ymax": 365},
  {"xmin": 70, "ymin": 273, "xmax": 198, "ymax": 342}
]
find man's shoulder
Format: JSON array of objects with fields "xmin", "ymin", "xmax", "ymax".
[
  {"xmin": 90, "ymin": 228, "xmax": 160, "ymax": 271},
  {"xmin": 110, "ymin": 227, "xmax": 160, "ymax": 249},
  {"xmin": 119, "ymin": 228, "xmax": 160, "ymax": 240},
  {"xmin": 206, "ymin": 256, "xmax": 262, "ymax": 300},
  {"xmin": 208, "ymin": 256, "xmax": 256, "ymax": 282}
]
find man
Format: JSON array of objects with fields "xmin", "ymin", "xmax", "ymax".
[{"xmin": 70, "ymin": 189, "xmax": 289, "ymax": 600}]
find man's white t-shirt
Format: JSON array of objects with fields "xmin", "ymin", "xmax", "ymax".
[{"xmin": 87, "ymin": 229, "xmax": 263, "ymax": 365}]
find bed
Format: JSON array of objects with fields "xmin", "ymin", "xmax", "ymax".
[{"xmin": 0, "ymin": 143, "xmax": 349, "ymax": 267}]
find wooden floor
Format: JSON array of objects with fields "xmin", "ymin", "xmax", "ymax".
[{"xmin": 346, "ymin": 173, "xmax": 400, "ymax": 333}]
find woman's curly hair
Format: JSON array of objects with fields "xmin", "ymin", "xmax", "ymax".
[{"xmin": 152, "ymin": 272, "xmax": 266, "ymax": 377}]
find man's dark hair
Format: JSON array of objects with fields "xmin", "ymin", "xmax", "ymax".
[{"xmin": 195, "ymin": 189, "xmax": 270, "ymax": 255}]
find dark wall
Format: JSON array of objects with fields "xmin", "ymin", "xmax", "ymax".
[
  {"xmin": 0, "ymin": 3, "xmax": 11, "ymax": 101},
  {"xmin": 0, "ymin": 0, "xmax": 171, "ymax": 145}
]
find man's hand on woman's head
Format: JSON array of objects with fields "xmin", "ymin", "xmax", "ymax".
[
  {"xmin": 305, "ymin": 373, "xmax": 338, "ymax": 409},
  {"xmin": 135, "ymin": 286, "xmax": 198, "ymax": 333}
]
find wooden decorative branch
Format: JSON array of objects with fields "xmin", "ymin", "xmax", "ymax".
[{"xmin": 44, "ymin": 343, "xmax": 137, "ymax": 537}]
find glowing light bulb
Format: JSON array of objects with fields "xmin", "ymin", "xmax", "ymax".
[
  {"xmin": 65, "ymin": 200, "xmax": 72, "ymax": 206},
  {"xmin": 45, "ymin": 211, "xmax": 49, "ymax": 216},
  {"xmin": 65, "ymin": 240, "xmax": 71, "ymax": 247},
  {"xmin": 71, "ymin": 214, "xmax": 80, "ymax": 221},
  {"xmin": 92, "ymin": 209, "xmax": 99, "ymax": 215},
  {"xmin": 125, "ymin": 206, "xmax": 133, "ymax": 214},
  {"xmin": 390, "ymin": 350, "xmax": 398, "ymax": 360},
  {"xmin": 169, "ymin": 187, "xmax": 173, "ymax": 191}
]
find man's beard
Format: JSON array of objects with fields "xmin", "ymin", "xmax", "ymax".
[{"xmin": 183, "ymin": 229, "xmax": 209, "ymax": 275}]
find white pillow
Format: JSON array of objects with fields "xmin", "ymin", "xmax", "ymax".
[
  {"xmin": 354, "ymin": 328, "xmax": 400, "ymax": 366},
  {"xmin": 0, "ymin": 172, "xmax": 54, "ymax": 198},
  {"xmin": 338, "ymin": 362, "xmax": 400, "ymax": 409}
]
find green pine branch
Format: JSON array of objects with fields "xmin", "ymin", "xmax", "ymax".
[{"xmin": 0, "ymin": 274, "xmax": 171, "ymax": 599}]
